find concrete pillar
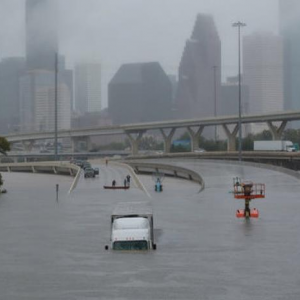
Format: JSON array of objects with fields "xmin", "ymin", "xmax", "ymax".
[
  {"xmin": 187, "ymin": 126, "xmax": 204, "ymax": 151},
  {"xmin": 160, "ymin": 128, "xmax": 176, "ymax": 153},
  {"xmin": 267, "ymin": 121, "xmax": 287, "ymax": 140},
  {"xmin": 71, "ymin": 138, "xmax": 77, "ymax": 153},
  {"xmin": 126, "ymin": 131, "xmax": 144, "ymax": 155},
  {"xmin": 222, "ymin": 124, "xmax": 239, "ymax": 151},
  {"xmin": 85, "ymin": 137, "xmax": 93, "ymax": 152},
  {"xmin": 22, "ymin": 141, "xmax": 34, "ymax": 152},
  {"xmin": 71, "ymin": 137, "xmax": 92, "ymax": 152}
]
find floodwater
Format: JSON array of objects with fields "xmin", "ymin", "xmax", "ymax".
[{"xmin": 0, "ymin": 160, "xmax": 299, "ymax": 300}]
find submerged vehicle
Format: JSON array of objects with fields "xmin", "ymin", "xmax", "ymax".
[
  {"xmin": 84, "ymin": 167, "xmax": 96, "ymax": 178},
  {"xmin": 105, "ymin": 202, "xmax": 156, "ymax": 251}
]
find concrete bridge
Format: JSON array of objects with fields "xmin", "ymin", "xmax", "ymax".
[{"xmin": 4, "ymin": 110, "xmax": 300, "ymax": 154}]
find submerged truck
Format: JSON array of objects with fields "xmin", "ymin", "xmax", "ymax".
[
  {"xmin": 105, "ymin": 202, "xmax": 156, "ymax": 251},
  {"xmin": 253, "ymin": 140, "xmax": 296, "ymax": 152}
]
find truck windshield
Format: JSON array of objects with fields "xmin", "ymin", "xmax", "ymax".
[{"xmin": 113, "ymin": 240, "xmax": 148, "ymax": 250}]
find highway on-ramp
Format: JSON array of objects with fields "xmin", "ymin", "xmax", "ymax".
[{"xmin": 0, "ymin": 159, "xmax": 299, "ymax": 300}]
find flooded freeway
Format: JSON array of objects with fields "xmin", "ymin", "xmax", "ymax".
[{"xmin": 0, "ymin": 159, "xmax": 299, "ymax": 300}]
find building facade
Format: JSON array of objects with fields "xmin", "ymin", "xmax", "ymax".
[
  {"xmin": 20, "ymin": 71, "xmax": 71, "ymax": 132},
  {"xmin": 20, "ymin": 0, "xmax": 72, "ymax": 133},
  {"xmin": 108, "ymin": 62, "xmax": 172, "ymax": 124},
  {"xmin": 175, "ymin": 14, "xmax": 221, "ymax": 122},
  {"xmin": 74, "ymin": 63, "xmax": 102, "ymax": 114},
  {"xmin": 279, "ymin": 0, "xmax": 300, "ymax": 112},
  {"xmin": 219, "ymin": 77, "xmax": 250, "ymax": 139},
  {"xmin": 243, "ymin": 32, "xmax": 284, "ymax": 133},
  {"xmin": 0, "ymin": 58, "xmax": 26, "ymax": 134}
]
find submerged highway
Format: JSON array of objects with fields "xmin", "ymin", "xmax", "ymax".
[{"xmin": 0, "ymin": 159, "xmax": 299, "ymax": 300}]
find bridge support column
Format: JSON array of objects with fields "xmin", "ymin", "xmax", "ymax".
[
  {"xmin": 160, "ymin": 128, "xmax": 176, "ymax": 153},
  {"xmin": 126, "ymin": 131, "xmax": 144, "ymax": 155},
  {"xmin": 71, "ymin": 137, "xmax": 92, "ymax": 152},
  {"xmin": 22, "ymin": 141, "xmax": 34, "ymax": 152},
  {"xmin": 187, "ymin": 126, "xmax": 204, "ymax": 151},
  {"xmin": 223, "ymin": 124, "xmax": 239, "ymax": 151},
  {"xmin": 267, "ymin": 121, "xmax": 287, "ymax": 140}
]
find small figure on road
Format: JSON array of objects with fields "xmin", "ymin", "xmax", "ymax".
[
  {"xmin": 112, "ymin": 180, "xmax": 116, "ymax": 187},
  {"xmin": 126, "ymin": 174, "xmax": 131, "ymax": 186},
  {"xmin": 105, "ymin": 159, "xmax": 108, "ymax": 167}
]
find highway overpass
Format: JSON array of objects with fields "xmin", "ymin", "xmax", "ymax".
[{"xmin": 4, "ymin": 110, "xmax": 300, "ymax": 154}]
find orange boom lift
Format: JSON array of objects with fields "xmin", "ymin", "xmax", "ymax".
[{"xmin": 233, "ymin": 177, "xmax": 265, "ymax": 218}]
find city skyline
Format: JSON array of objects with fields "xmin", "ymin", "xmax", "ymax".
[{"xmin": 0, "ymin": 0, "xmax": 279, "ymax": 106}]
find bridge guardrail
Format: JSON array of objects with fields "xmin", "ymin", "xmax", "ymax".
[
  {"xmin": 124, "ymin": 161, "xmax": 205, "ymax": 192},
  {"xmin": 0, "ymin": 162, "xmax": 81, "ymax": 193}
]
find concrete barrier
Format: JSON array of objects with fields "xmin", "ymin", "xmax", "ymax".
[
  {"xmin": 124, "ymin": 161, "xmax": 205, "ymax": 192},
  {"xmin": 0, "ymin": 161, "xmax": 81, "ymax": 193}
]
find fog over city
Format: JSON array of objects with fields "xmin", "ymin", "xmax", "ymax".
[
  {"xmin": 1, "ymin": 4, "xmax": 300, "ymax": 299},
  {"xmin": 0, "ymin": 0, "xmax": 278, "ymax": 105}
]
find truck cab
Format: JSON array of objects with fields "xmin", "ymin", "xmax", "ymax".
[
  {"xmin": 112, "ymin": 217, "xmax": 151, "ymax": 250},
  {"xmin": 106, "ymin": 202, "xmax": 156, "ymax": 251}
]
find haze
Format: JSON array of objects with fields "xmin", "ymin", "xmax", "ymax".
[{"xmin": 0, "ymin": 0, "xmax": 278, "ymax": 105}]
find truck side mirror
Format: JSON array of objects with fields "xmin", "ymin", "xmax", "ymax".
[{"xmin": 105, "ymin": 245, "xmax": 109, "ymax": 250}]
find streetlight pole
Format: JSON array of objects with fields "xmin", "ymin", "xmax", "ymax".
[{"xmin": 232, "ymin": 21, "xmax": 246, "ymax": 162}]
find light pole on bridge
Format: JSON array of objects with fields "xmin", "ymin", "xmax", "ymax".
[{"xmin": 232, "ymin": 21, "xmax": 246, "ymax": 162}]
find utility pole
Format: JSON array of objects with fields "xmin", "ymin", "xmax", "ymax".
[
  {"xmin": 54, "ymin": 52, "xmax": 58, "ymax": 161},
  {"xmin": 232, "ymin": 21, "xmax": 246, "ymax": 162}
]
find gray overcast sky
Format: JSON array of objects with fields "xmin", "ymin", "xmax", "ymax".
[{"xmin": 0, "ymin": 0, "xmax": 278, "ymax": 105}]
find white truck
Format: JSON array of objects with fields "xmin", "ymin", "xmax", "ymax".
[
  {"xmin": 105, "ymin": 202, "xmax": 156, "ymax": 251},
  {"xmin": 253, "ymin": 140, "xmax": 296, "ymax": 152}
]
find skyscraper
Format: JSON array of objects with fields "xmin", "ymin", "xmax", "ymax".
[
  {"xmin": 19, "ymin": 70, "xmax": 71, "ymax": 132},
  {"xmin": 108, "ymin": 62, "xmax": 172, "ymax": 124},
  {"xmin": 279, "ymin": 0, "xmax": 300, "ymax": 111},
  {"xmin": 0, "ymin": 58, "xmax": 26, "ymax": 134},
  {"xmin": 19, "ymin": 0, "xmax": 72, "ymax": 133},
  {"xmin": 75, "ymin": 63, "xmax": 102, "ymax": 114},
  {"xmin": 175, "ymin": 14, "xmax": 221, "ymax": 121},
  {"xmin": 26, "ymin": 0, "xmax": 58, "ymax": 71},
  {"xmin": 243, "ymin": 32, "xmax": 284, "ymax": 133}
]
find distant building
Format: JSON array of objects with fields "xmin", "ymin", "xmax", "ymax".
[
  {"xmin": 279, "ymin": 0, "xmax": 300, "ymax": 112},
  {"xmin": 0, "ymin": 58, "xmax": 26, "ymax": 134},
  {"xmin": 26, "ymin": 0, "xmax": 58, "ymax": 71},
  {"xmin": 75, "ymin": 63, "xmax": 102, "ymax": 114},
  {"xmin": 243, "ymin": 32, "xmax": 284, "ymax": 133},
  {"xmin": 108, "ymin": 62, "xmax": 172, "ymax": 124},
  {"xmin": 220, "ymin": 77, "xmax": 250, "ymax": 138},
  {"xmin": 19, "ymin": 70, "xmax": 71, "ymax": 132},
  {"xmin": 175, "ymin": 14, "xmax": 221, "ymax": 123},
  {"xmin": 71, "ymin": 110, "xmax": 112, "ymax": 129},
  {"xmin": 220, "ymin": 78, "xmax": 249, "ymax": 117},
  {"xmin": 21, "ymin": 0, "xmax": 72, "ymax": 133}
]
